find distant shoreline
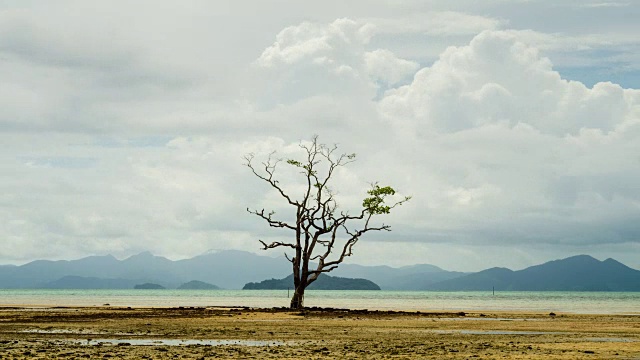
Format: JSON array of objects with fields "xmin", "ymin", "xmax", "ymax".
[{"xmin": 1, "ymin": 288, "xmax": 639, "ymax": 315}]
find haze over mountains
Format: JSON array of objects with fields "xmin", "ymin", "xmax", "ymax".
[
  {"xmin": 0, "ymin": 251, "xmax": 638, "ymax": 291},
  {"xmin": 0, "ymin": 251, "xmax": 290, "ymax": 290},
  {"xmin": 426, "ymin": 255, "xmax": 640, "ymax": 292}
]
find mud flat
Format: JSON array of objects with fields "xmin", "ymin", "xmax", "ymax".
[{"xmin": 0, "ymin": 306, "xmax": 638, "ymax": 359}]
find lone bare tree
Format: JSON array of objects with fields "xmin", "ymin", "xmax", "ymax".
[{"xmin": 244, "ymin": 136, "xmax": 410, "ymax": 309}]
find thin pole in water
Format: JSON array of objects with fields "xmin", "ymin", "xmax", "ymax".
[
  {"xmin": 287, "ymin": 287, "xmax": 290, "ymax": 298},
  {"xmin": 492, "ymin": 286, "xmax": 495, "ymax": 296}
]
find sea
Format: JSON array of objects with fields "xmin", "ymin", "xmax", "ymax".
[{"xmin": 1, "ymin": 290, "xmax": 639, "ymax": 314}]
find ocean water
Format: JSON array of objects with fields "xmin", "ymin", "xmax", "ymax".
[{"xmin": 0, "ymin": 289, "xmax": 638, "ymax": 314}]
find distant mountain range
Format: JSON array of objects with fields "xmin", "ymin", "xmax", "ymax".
[
  {"xmin": 330, "ymin": 263, "xmax": 466, "ymax": 290},
  {"xmin": 425, "ymin": 255, "xmax": 640, "ymax": 291},
  {"xmin": 0, "ymin": 250, "xmax": 291, "ymax": 290},
  {"xmin": 0, "ymin": 252, "xmax": 638, "ymax": 291}
]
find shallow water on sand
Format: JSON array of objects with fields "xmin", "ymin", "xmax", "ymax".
[
  {"xmin": 1, "ymin": 289, "xmax": 639, "ymax": 314},
  {"xmin": 81, "ymin": 339, "xmax": 288, "ymax": 346}
]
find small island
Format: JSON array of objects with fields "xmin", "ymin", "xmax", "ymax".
[
  {"xmin": 243, "ymin": 274, "xmax": 380, "ymax": 290},
  {"xmin": 133, "ymin": 283, "xmax": 165, "ymax": 289},
  {"xmin": 177, "ymin": 280, "xmax": 220, "ymax": 290}
]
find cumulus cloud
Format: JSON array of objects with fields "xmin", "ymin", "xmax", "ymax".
[
  {"xmin": 373, "ymin": 30, "xmax": 640, "ymax": 251},
  {"xmin": 256, "ymin": 19, "xmax": 375, "ymax": 68},
  {"xmin": 380, "ymin": 30, "xmax": 640, "ymax": 136},
  {"xmin": 364, "ymin": 49, "xmax": 420, "ymax": 86},
  {"xmin": 253, "ymin": 18, "xmax": 380, "ymax": 104}
]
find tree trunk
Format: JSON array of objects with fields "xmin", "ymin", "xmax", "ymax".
[{"xmin": 290, "ymin": 286, "xmax": 305, "ymax": 309}]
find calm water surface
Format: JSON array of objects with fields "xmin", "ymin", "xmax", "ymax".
[{"xmin": 0, "ymin": 289, "xmax": 638, "ymax": 314}]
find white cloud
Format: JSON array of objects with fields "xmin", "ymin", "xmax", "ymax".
[
  {"xmin": 364, "ymin": 11, "xmax": 503, "ymax": 36},
  {"xmin": 252, "ymin": 18, "xmax": 381, "ymax": 105},
  {"xmin": 379, "ymin": 30, "xmax": 640, "ymax": 136},
  {"xmin": 579, "ymin": 2, "xmax": 630, "ymax": 8},
  {"xmin": 256, "ymin": 19, "xmax": 375, "ymax": 68},
  {"xmin": 371, "ymin": 30, "xmax": 640, "ymax": 254},
  {"xmin": 364, "ymin": 49, "xmax": 420, "ymax": 86}
]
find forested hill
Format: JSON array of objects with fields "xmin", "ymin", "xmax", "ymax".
[{"xmin": 243, "ymin": 274, "xmax": 381, "ymax": 290}]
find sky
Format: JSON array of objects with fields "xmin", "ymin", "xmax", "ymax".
[{"xmin": 1, "ymin": 0, "xmax": 639, "ymax": 272}]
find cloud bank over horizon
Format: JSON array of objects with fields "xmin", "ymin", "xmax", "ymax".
[{"xmin": 1, "ymin": 1, "xmax": 639, "ymax": 271}]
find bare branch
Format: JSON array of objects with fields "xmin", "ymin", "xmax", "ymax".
[
  {"xmin": 309, "ymin": 265, "xmax": 339, "ymax": 276},
  {"xmin": 247, "ymin": 208, "xmax": 297, "ymax": 230},
  {"xmin": 284, "ymin": 252, "xmax": 295, "ymax": 263},
  {"xmin": 259, "ymin": 239, "xmax": 296, "ymax": 250},
  {"xmin": 244, "ymin": 153, "xmax": 298, "ymax": 206}
]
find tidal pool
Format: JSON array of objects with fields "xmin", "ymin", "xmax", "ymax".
[
  {"xmin": 431, "ymin": 329, "xmax": 566, "ymax": 335},
  {"xmin": 75, "ymin": 339, "xmax": 289, "ymax": 346},
  {"xmin": 584, "ymin": 337, "xmax": 637, "ymax": 343}
]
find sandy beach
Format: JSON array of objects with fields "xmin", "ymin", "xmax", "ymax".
[{"xmin": 0, "ymin": 306, "xmax": 638, "ymax": 359}]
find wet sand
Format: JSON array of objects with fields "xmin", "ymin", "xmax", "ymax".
[{"xmin": 0, "ymin": 306, "xmax": 638, "ymax": 359}]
